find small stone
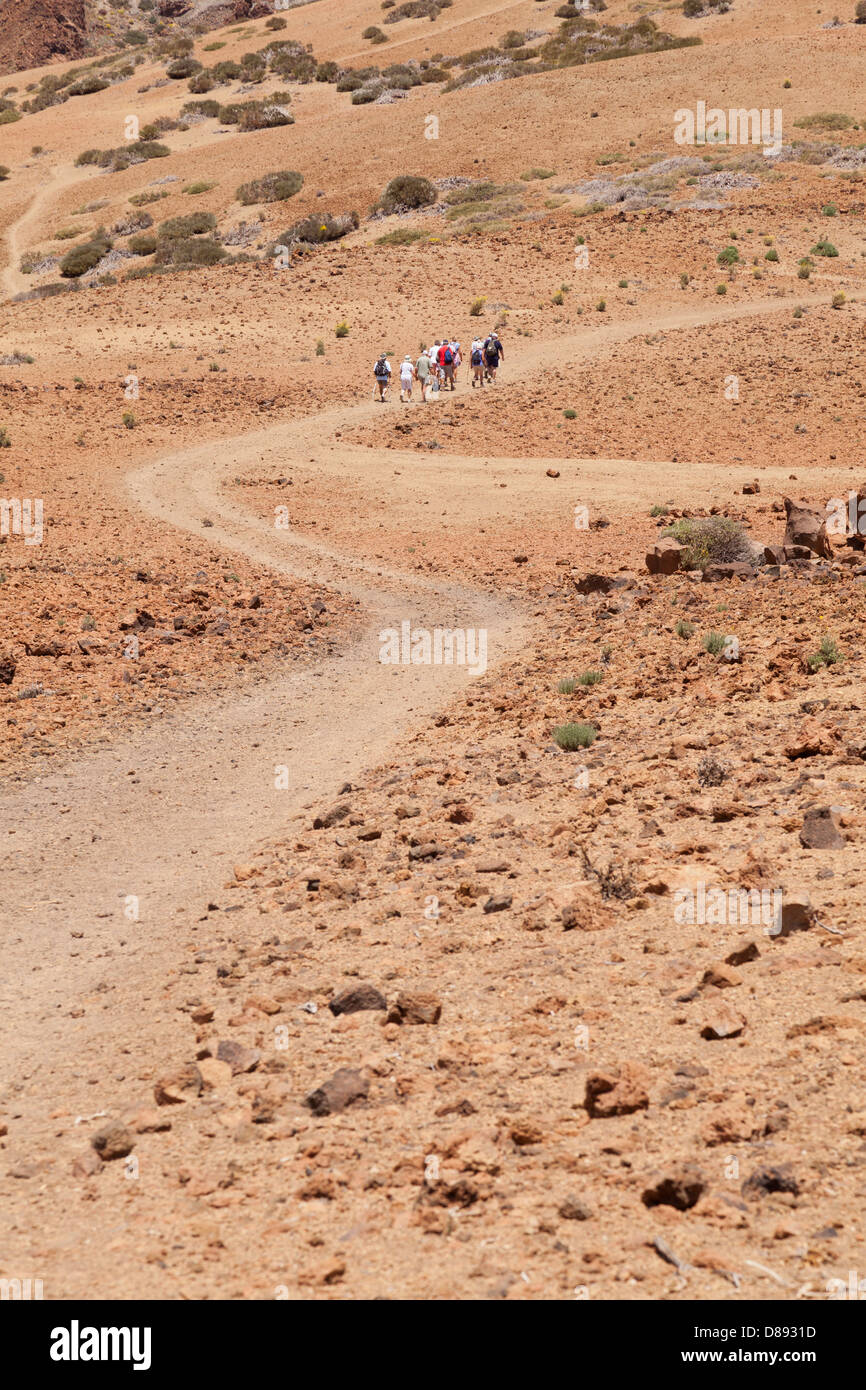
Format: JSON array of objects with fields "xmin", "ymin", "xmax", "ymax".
[
  {"xmin": 800, "ymin": 806, "xmax": 845, "ymax": 850},
  {"xmin": 483, "ymin": 894, "xmax": 512, "ymax": 914},
  {"xmin": 772, "ymin": 889, "xmax": 815, "ymax": 938},
  {"xmin": 190, "ymin": 1004, "xmax": 215, "ymax": 1024},
  {"xmin": 216, "ymin": 1040, "xmax": 261, "ymax": 1074},
  {"xmin": 387, "ymin": 991, "xmax": 442, "ymax": 1025},
  {"xmin": 725, "ymin": 941, "xmax": 760, "ymax": 966},
  {"xmin": 329, "ymin": 984, "xmax": 387, "ymax": 1016},
  {"xmin": 699, "ymin": 1002, "xmax": 746, "ymax": 1040},
  {"xmin": 313, "ymin": 803, "xmax": 350, "ymax": 830},
  {"xmin": 585, "ymin": 1063, "xmax": 650, "ymax": 1117},
  {"xmin": 91, "ymin": 1122, "xmax": 135, "ymax": 1161},
  {"xmin": 72, "ymin": 1150, "xmax": 103, "ymax": 1178},
  {"xmin": 126, "ymin": 1109, "xmax": 171, "ymax": 1134},
  {"xmin": 701, "ymin": 963, "xmax": 742, "ymax": 990},
  {"xmin": 741, "ymin": 1165, "xmax": 800, "ymax": 1200},
  {"xmin": 154, "ymin": 1064, "xmax": 203, "ymax": 1106},
  {"xmin": 306, "ymin": 1067, "xmax": 369, "ymax": 1117},
  {"xmin": 558, "ymin": 1195, "xmax": 593, "ymax": 1221},
  {"xmin": 642, "ymin": 1164, "xmax": 706, "ymax": 1211},
  {"xmin": 198, "ymin": 1058, "xmax": 233, "ymax": 1089}
]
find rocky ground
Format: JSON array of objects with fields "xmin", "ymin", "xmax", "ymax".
[{"xmin": 1, "ymin": 0, "xmax": 865, "ymax": 1305}]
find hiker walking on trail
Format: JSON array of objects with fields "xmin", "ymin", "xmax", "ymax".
[
  {"xmin": 470, "ymin": 337, "xmax": 485, "ymax": 389},
  {"xmin": 483, "ymin": 329, "xmax": 504, "ymax": 384},
  {"xmin": 431, "ymin": 341, "xmax": 442, "ymax": 391},
  {"xmin": 415, "ymin": 346, "xmax": 432, "ymax": 401},
  {"xmin": 440, "ymin": 338, "xmax": 457, "ymax": 391},
  {"xmin": 450, "ymin": 338, "xmax": 462, "ymax": 382},
  {"xmin": 399, "ymin": 354, "xmax": 415, "ymax": 403},
  {"xmin": 373, "ymin": 349, "xmax": 392, "ymax": 402}
]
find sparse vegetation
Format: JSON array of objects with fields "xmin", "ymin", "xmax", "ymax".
[
  {"xmin": 378, "ymin": 175, "xmax": 437, "ymax": 213},
  {"xmin": 335, "ymin": 322, "xmax": 350, "ymax": 337},
  {"xmin": 807, "ymin": 636, "xmax": 843, "ymax": 671},
  {"xmin": 662, "ymin": 516, "xmax": 752, "ymax": 571},
  {"xmin": 375, "ymin": 227, "xmax": 424, "ymax": 245},
  {"xmin": 675, "ymin": 619, "xmax": 695, "ymax": 639},
  {"xmin": 237, "ymin": 171, "xmax": 304, "ymax": 205},
  {"xmin": 59, "ymin": 229, "xmax": 112, "ymax": 278},
  {"xmin": 553, "ymin": 722, "xmax": 597, "ymax": 750}
]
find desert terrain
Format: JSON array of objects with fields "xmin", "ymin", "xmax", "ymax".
[{"xmin": 1, "ymin": 0, "xmax": 865, "ymax": 1307}]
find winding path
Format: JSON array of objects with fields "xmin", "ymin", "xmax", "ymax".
[{"xmin": 0, "ymin": 281, "xmax": 828, "ymax": 1186}]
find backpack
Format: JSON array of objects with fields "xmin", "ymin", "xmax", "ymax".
[
  {"xmin": 443, "ymin": 346, "xmax": 453, "ymax": 365},
  {"xmin": 471, "ymin": 348, "xmax": 482, "ymax": 366},
  {"xmin": 373, "ymin": 356, "xmax": 388, "ymax": 378}
]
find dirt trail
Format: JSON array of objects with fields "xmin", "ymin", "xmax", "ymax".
[
  {"xmin": 0, "ymin": 286, "xmax": 830, "ymax": 1204},
  {"xmin": 0, "ymin": 162, "xmax": 97, "ymax": 300}
]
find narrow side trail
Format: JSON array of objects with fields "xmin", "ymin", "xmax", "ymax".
[{"xmin": 0, "ymin": 163, "xmax": 96, "ymax": 300}]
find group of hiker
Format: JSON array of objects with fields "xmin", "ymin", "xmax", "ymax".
[{"xmin": 373, "ymin": 331, "xmax": 505, "ymax": 403}]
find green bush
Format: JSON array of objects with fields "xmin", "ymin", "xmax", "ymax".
[
  {"xmin": 281, "ymin": 211, "xmax": 359, "ymax": 245},
  {"xmin": 59, "ymin": 230, "xmax": 112, "ymax": 278},
  {"xmin": 129, "ymin": 233, "xmax": 157, "ymax": 255},
  {"xmin": 807, "ymin": 635, "xmax": 842, "ymax": 670},
  {"xmin": 158, "ymin": 211, "xmax": 217, "ymax": 239},
  {"xmin": 335, "ymin": 321, "xmax": 350, "ymax": 337},
  {"xmin": 167, "ymin": 58, "xmax": 202, "ymax": 79},
  {"xmin": 156, "ymin": 237, "xmax": 226, "ymax": 267},
  {"xmin": 553, "ymin": 722, "xmax": 597, "ymax": 750},
  {"xmin": 717, "ymin": 244, "xmax": 739, "ymax": 265},
  {"xmin": 236, "ymin": 170, "xmax": 304, "ymax": 205},
  {"xmin": 68, "ymin": 74, "xmax": 109, "ymax": 96},
  {"xmin": 0, "ymin": 108, "xmax": 23, "ymax": 124},
  {"xmin": 375, "ymin": 227, "xmax": 423, "ymax": 245},
  {"xmin": 363, "ymin": 26, "xmax": 387, "ymax": 42},
  {"xmin": 182, "ymin": 99, "xmax": 220, "ymax": 118},
  {"xmin": 188, "ymin": 72, "xmax": 215, "ymax": 94},
  {"xmin": 379, "ymin": 174, "xmax": 437, "ymax": 212},
  {"xmin": 662, "ymin": 516, "xmax": 752, "ymax": 571},
  {"xmin": 812, "ymin": 238, "xmax": 838, "ymax": 257},
  {"xmin": 218, "ymin": 100, "xmax": 293, "ymax": 131}
]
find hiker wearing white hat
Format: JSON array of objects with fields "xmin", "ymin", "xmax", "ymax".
[{"xmin": 399, "ymin": 354, "xmax": 415, "ymax": 403}]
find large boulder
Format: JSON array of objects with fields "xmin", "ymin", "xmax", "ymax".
[
  {"xmin": 646, "ymin": 538, "xmax": 684, "ymax": 575},
  {"xmin": 701, "ymin": 561, "xmax": 755, "ymax": 582},
  {"xmin": 783, "ymin": 497, "xmax": 832, "ymax": 559}
]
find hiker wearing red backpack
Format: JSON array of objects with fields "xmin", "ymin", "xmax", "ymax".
[{"xmin": 439, "ymin": 339, "xmax": 456, "ymax": 391}]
